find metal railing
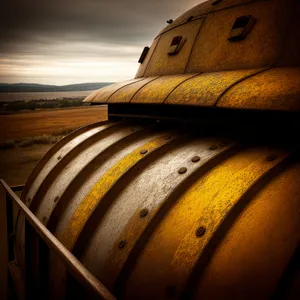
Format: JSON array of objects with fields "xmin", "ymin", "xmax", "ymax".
[{"xmin": 1, "ymin": 179, "xmax": 116, "ymax": 300}]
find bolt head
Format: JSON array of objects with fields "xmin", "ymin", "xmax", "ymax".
[
  {"xmin": 140, "ymin": 149, "xmax": 148, "ymax": 155},
  {"xmin": 118, "ymin": 240, "xmax": 126, "ymax": 249},
  {"xmin": 209, "ymin": 145, "xmax": 218, "ymax": 150},
  {"xmin": 140, "ymin": 208, "xmax": 149, "ymax": 218},
  {"xmin": 191, "ymin": 156, "xmax": 201, "ymax": 163},
  {"xmin": 178, "ymin": 167, "xmax": 187, "ymax": 174},
  {"xmin": 196, "ymin": 226, "xmax": 206, "ymax": 237}
]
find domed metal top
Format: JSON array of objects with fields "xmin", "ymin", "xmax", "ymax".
[{"xmin": 84, "ymin": 0, "xmax": 300, "ymax": 113}]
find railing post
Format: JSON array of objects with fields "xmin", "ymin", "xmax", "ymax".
[{"xmin": 6, "ymin": 190, "xmax": 15, "ymax": 263}]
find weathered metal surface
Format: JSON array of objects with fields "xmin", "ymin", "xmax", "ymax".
[
  {"xmin": 217, "ymin": 67, "xmax": 300, "ymax": 111},
  {"xmin": 123, "ymin": 148, "xmax": 289, "ymax": 299},
  {"xmin": 11, "ymin": 0, "xmax": 300, "ymax": 299},
  {"xmin": 91, "ymin": 78, "xmax": 145, "ymax": 103},
  {"xmin": 135, "ymin": 37, "xmax": 161, "ymax": 78},
  {"xmin": 193, "ymin": 162, "xmax": 300, "ymax": 299},
  {"xmin": 158, "ymin": 0, "xmax": 261, "ymax": 37},
  {"xmin": 131, "ymin": 74, "xmax": 198, "ymax": 104},
  {"xmin": 61, "ymin": 134, "xmax": 175, "ymax": 250},
  {"xmin": 165, "ymin": 68, "xmax": 266, "ymax": 106},
  {"xmin": 85, "ymin": 67, "xmax": 300, "ymax": 112},
  {"xmin": 80, "ymin": 137, "xmax": 234, "ymax": 289},
  {"xmin": 14, "ymin": 120, "xmax": 300, "ymax": 300},
  {"xmin": 186, "ymin": 0, "xmax": 290, "ymax": 73},
  {"xmin": 144, "ymin": 19, "xmax": 204, "ymax": 76},
  {"xmin": 108, "ymin": 76, "xmax": 160, "ymax": 103}
]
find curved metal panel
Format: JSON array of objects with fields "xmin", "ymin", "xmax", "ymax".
[
  {"xmin": 193, "ymin": 162, "xmax": 300, "ymax": 299},
  {"xmin": 144, "ymin": 19, "xmax": 204, "ymax": 77},
  {"xmin": 131, "ymin": 74, "xmax": 197, "ymax": 104},
  {"xmin": 157, "ymin": 0, "xmax": 213, "ymax": 36},
  {"xmin": 21, "ymin": 121, "xmax": 108, "ymax": 201},
  {"xmin": 217, "ymin": 67, "xmax": 300, "ymax": 111},
  {"xmin": 108, "ymin": 76, "xmax": 160, "ymax": 103},
  {"xmin": 165, "ymin": 68, "xmax": 265, "ymax": 106},
  {"xmin": 15, "ymin": 120, "xmax": 300, "ymax": 300},
  {"xmin": 186, "ymin": 0, "xmax": 288, "ymax": 73},
  {"xmin": 135, "ymin": 37, "xmax": 161, "ymax": 78},
  {"xmin": 80, "ymin": 138, "xmax": 234, "ymax": 288},
  {"xmin": 61, "ymin": 134, "xmax": 175, "ymax": 250},
  {"xmin": 123, "ymin": 148, "xmax": 289, "ymax": 299},
  {"xmin": 157, "ymin": 0, "xmax": 262, "ymax": 37},
  {"xmin": 90, "ymin": 78, "xmax": 144, "ymax": 103}
]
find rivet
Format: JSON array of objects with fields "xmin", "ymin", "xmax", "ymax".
[
  {"xmin": 140, "ymin": 149, "xmax": 148, "ymax": 155},
  {"xmin": 54, "ymin": 196, "xmax": 59, "ymax": 203},
  {"xmin": 165, "ymin": 136, "xmax": 172, "ymax": 140},
  {"xmin": 209, "ymin": 145, "xmax": 218, "ymax": 150},
  {"xmin": 266, "ymin": 155, "xmax": 277, "ymax": 162},
  {"xmin": 26, "ymin": 198, "xmax": 31, "ymax": 204},
  {"xmin": 42, "ymin": 217, "xmax": 47, "ymax": 223},
  {"xmin": 118, "ymin": 240, "xmax": 126, "ymax": 249},
  {"xmin": 191, "ymin": 156, "xmax": 201, "ymax": 163},
  {"xmin": 178, "ymin": 167, "xmax": 187, "ymax": 174},
  {"xmin": 187, "ymin": 15, "xmax": 194, "ymax": 22},
  {"xmin": 57, "ymin": 156, "xmax": 62, "ymax": 160},
  {"xmin": 131, "ymin": 128, "xmax": 136, "ymax": 132},
  {"xmin": 140, "ymin": 208, "xmax": 149, "ymax": 218},
  {"xmin": 166, "ymin": 284, "xmax": 177, "ymax": 298},
  {"xmin": 196, "ymin": 226, "xmax": 206, "ymax": 237}
]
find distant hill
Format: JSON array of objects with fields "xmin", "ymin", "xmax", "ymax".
[{"xmin": 0, "ymin": 82, "xmax": 114, "ymax": 93}]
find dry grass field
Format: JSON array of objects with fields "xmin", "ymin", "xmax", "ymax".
[
  {"xmin": 0, "ymin": 105, "xmax": 108, "ymax": 184},
  {"xmin": 0, "ymin": 105, "xmax": 107, "ymax": 142}
]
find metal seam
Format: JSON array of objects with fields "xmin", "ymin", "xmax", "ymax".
[
  {"xmin": 213, "ymin": 67, "xmax": 272, "ymax": 107},
  {"xmin": 62, "ymin": 134, "xmax": 177, "ymax": 251},
  {"xmin": 28, "ymin": 121, "xmax": 124, "ymax": 212},
  {"xmin": 113, "ymin": 143, "xmax": 244, "ymax": 297},
  {"xmin": 129, "ymin": 76, "xmax": 162, "ymax": 103},
  {"xmin": 46, "ymin": 123, "xmax": 158, "ymax": 233},
  {"xmin": 105, "ymin": 78, "xmax": 145, "ymax": 103},
  {"xmin": 21, "ymin": 121, "xmax": 109, "ymax": 201},
  {"xmin": 184, "ymin": 15, "xmax": 207, "ymax": 74},
  {"xmin": 155, "ymin": 0, "xmax": 264, "ymax": 38},
  {"xmin": 142, "ymin": 35, "xmax": 162, "ymax": 77},
  {"xmin": 181, "ymin": 152, "xmax": 296, "ymax": 300},
  {"xmin": 162, "ymin": 73, "xmax": 202, "ymax": 104}
]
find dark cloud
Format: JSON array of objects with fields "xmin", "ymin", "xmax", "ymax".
[{"xmin": 0, "ymin": 0, "xmax": 203, "ymax": 84}]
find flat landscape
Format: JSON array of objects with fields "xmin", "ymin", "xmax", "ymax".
[
  {"xmin": 0, "ymin": 105, "xmax": 108, "ymax": 185},
  {"xmin": 0, "ymin": 105, "xmax": 107, "ymax": 142}
]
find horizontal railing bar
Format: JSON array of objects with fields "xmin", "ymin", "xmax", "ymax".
[{"xmin": 0, "ymin": 179, "xmax": 116, "ymax": 300}]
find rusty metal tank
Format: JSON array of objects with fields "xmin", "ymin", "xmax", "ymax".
[{"xmin": 15, "ymin": 0, "xmax": 300, "ymax": 299}]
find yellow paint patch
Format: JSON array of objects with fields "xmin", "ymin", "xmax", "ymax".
[{"xmin": 62, "ymin": 134, "xmax": 172, "ymax": 250}]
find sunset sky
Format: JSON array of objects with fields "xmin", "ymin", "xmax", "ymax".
[{"xmin": 1, "ymin": 0, "xmax": 204, "ymax": 85}]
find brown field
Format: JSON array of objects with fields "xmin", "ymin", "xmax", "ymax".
[
  {"xmin": 0, "ymin": 105, "xmax": 108, "ymax": 184},
  {"xmin": 0, "ymin": 105, "xmax": 107, "ymax": 142}
]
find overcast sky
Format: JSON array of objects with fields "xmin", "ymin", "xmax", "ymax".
[{"xmin": 0, "ymin": 0, "xmax": 204, "ymax": 85}]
